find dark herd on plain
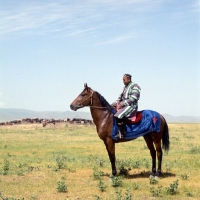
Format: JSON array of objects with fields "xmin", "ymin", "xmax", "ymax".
[{"xmin": 0, "ymin": 117, "xmax": 93, "ymax": 127}]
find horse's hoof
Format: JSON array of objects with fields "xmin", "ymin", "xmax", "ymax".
[
  {"xmin": 150, "ymin": 172, "xmax": 156, "ymax": 177},
  {"xmin": 155, "ymin": 170, "xmax": 162, "ymax": 177},
  {"xmin": 112, "ymin": 170, "xmax": 117, "ymax": 176}
]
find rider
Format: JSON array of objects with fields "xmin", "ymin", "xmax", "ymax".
[{"xmin": 111, "ymin": 74, "xmax": 141, "ymax": 138}]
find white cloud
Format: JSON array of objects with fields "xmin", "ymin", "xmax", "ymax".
[
  {"xmin": 97, "ymin": 34, "xmax": 135, "ymax": 45},
  {"xmin": 0, "ymin": 0, "xmax": 167, "ymax": 36},
  {"xmin": 65, "ymin": 28, "xmax": 97, "ymax": 37},
  {"xmin": 191, "ymin": 0, "xmax": 200, "ymax": 13},
  {"xmin": 0, "ymin": 0, "xmax": 198, "ymax": 46}
]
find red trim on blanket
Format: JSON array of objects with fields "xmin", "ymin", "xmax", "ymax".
[{"xmin": 126, "ymin": 111, "xmax": 142, "ymax": 124}]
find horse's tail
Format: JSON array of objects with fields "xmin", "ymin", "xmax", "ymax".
[{"xmin": 162, "ymin": 116, "xmax": 170, "ymax": 153}]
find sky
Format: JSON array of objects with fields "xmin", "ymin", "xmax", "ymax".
[{"xmin": 0, "ymin": 0, "xmax": 200, "ymax": 117}]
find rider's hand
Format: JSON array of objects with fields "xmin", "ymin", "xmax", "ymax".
[
  {"xmin": 111, "ymin": 102, "xmax": 117, "ymax": 107},
  {"xmin": 119, "ymin": 102, "xmax": 125, "ymax": 109}
]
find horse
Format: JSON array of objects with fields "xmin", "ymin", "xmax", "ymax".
[{"xmin": 70, "ymin": 83, "xmax": 170, "ymax": 177}]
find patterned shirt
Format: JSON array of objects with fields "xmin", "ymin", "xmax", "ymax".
[{"xmin": 117, "ymin": 81, "xmax": 141, "ymax": 107}]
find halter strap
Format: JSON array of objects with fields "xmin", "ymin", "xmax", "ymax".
[
  {"xmin": 80, "ymin": 91, "xmax": 111, "ymax": 109},
  {"xmin": 79, "ymin": 91, "xmax": 94, "ymax": 107}
]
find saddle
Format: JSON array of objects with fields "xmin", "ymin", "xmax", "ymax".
[
  {"xmin": 115, "ymin": 102, "xmax": 142, "ymax": 125},
  {"xmin": 115, "ymin": 111, "xmax": 143, "ymax": 139},
  {"xmin": 125, "ymin": 111, "xmax": 142, "ymax": 124}
]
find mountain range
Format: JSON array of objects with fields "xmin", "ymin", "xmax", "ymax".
[{"xmin": 0, "ymin": 108, "xmax": 200, "ymax": 123}]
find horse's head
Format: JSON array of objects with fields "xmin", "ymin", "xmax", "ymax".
[{"xmin": 70, "ymin": 83, "xmax": 94, "ymax": 111}]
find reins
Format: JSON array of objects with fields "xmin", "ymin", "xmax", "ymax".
[
  {"xmin": 79, "ymin": 91, "xmax": 112, "ymax": 110},
  {"xmin": 88, "ymin": 105, "xmax": 111, "ymax": 109}
]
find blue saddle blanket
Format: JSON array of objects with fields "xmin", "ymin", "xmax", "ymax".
[{"xmin": 112, "ymin": 110, "xmax": 161, "ymax": 140}]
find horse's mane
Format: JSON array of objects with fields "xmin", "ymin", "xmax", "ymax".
[{"xmin": 95, "ymin": 91, "xmax": 111, "ymax": 108}]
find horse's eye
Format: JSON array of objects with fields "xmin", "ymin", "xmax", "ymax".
[{"xmin": 80, "ymin": 94, "xmax": 86, "ymax": 97}]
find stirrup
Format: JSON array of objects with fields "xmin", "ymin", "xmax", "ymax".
[{"xmin": 115, "ymin": 131, "xmax": 124, "ymax": 139}]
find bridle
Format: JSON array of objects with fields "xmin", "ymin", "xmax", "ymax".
[
  {"xmin": 79, "ymin": 91, "xmax": 94, "ymax": 107},
  {"xmin": 79, "ymin": 90, "xmax": 111, "ymax": 109}
]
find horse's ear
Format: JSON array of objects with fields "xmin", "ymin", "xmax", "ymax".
[{"xmin": 84, "ymin": 83, "xmax": 88, "ymax": 89}]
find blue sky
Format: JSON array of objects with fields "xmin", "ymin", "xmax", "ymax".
[{"xmin": 0, "ymin": 0, "xmax": 199, "ymax": 117}]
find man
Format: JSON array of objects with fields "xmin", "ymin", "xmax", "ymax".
[{"xmin": 111, "ymin": 74, "xmax": 141, "ymax": 138}]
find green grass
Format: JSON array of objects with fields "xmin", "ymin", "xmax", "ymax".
[{"xmin": 0, "ymin": 123, "xmax": 200, "ymax": 199}]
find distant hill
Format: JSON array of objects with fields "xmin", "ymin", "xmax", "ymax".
[
  {"xmin": 163, "ymin": 114, "xmax": 200, "ymax": 123},
  {"xmin": 0, "ymin": 108, "xmax": 92, "ymax": 122},
  {"xmin": 0, "ymin": 108, "xmax": 200, "ymax": 123}
]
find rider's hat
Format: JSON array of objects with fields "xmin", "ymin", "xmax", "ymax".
[{"xmin": 124, "ymin": 74, "xmax": 132, "ymax": 79}]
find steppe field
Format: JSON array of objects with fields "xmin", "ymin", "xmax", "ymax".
[{"xmin": 0, "ymin": 123, "xmax": 200, "ymax": 200}]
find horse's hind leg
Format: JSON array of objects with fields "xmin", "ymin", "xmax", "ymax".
[
  {"xmin": 153, "ymin": 116, "xmax": 165, "ymax": 176},
  {"xmin": 143, "ymin": 134, "xmax": 156, "ymax": 176},
  {"xmin": 153, "ymin": 141, "xmax": 163, "ymax": 176}
]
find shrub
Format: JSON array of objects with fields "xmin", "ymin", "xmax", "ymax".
[
  {"xmin": 96, "ymin": 159, "xmax": 105, "ymax": 167},
  {"xmin": 111, "ymin": 176, "xmax": 123, "ymax": 187},
  {"xmin": 181, "ymin": 174, "xmax": 189, "ymax": 180},
  {"xmin": 0, "ymin": 192, "xmax": 25, "ymax": 200},
  {"xmin": 17, "ymin": 170, "xmax": 24, "ymax": 176},
  {"xmin": 27, "ymin": 166, "xmax": 34, "ymax": 173},
  {"xmin": 132, "ymin": 160, "xmax": 140, "ymax": 169},
  {"xmin": 133, "ymin": 182, "xmax": 139, "ymax": 190},
  {"xmin": 149, "ymin": 175, "xmax": 158, "ymax": 185},
  {"xmin": 93, "ymin": 195, "xmax": 102, "ymax": 200},
  {"xmin": 164, "ymin": 161, "xmax": 173, "ymax": 172},
  {"xmin": 2, "ymin": 159, "xmax": 10, "ymax": 175},
  {"xmin": 57, "ymin": 181, "xmax": 67, "ymax": 193},
  {"xmin": 124, "ymin": 188, "xmax": 132, "ymax": 200},
  {"xmin": 119, "ymin": 165, "xmax": 131, "ymax": 177},
  {"xmin": 93, "ymin": 167, "xmax": 104, "ymax": 180},
  {"xmin": 98, "ymin": 179, "xmax": 107, "ymax": 192},
  {"xmin": 56, "ymin": 156, "xmax": 67, "ymax": 169},
  {"xmin": 166, "ymin": 180, "xmax": 179, "ymax": 195},
  {"xmin": 143, "ymin": 159, "xmax": 150, "ymax": 169},
  {"xmin": 115, "ymin": 189, "xmax": 122, "ymax": 200},
  {"xmin": 67, "ymin": 167, "xmax": 76, "ymax": 173},
  {"xmin": 184, "ymin": 188, "xmax": 193, "ymax": 197},
  {"xmin": 189, "ymin": 146, "xmax": 200, "ymax": 154},
  {"xmin": 150, "ymin": 186, "xmax": 162, "ymax": 197}
]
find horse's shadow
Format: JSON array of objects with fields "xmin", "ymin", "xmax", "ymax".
[
  {"xmin": 127, "ymin": 171, "xmax": 176, "ymax": 179},
  {"xmin": 104, "ymin": 171, "xmax": 176, "ymax": 179}
]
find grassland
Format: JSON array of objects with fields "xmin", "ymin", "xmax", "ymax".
[{"xmin": 0, "ymin": 123, "xmax": 200, "ymax": 200}]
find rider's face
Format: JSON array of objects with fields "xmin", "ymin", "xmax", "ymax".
[{"xmin": 123, "ymin": 76, "xmax": 131, "ymax": 86}]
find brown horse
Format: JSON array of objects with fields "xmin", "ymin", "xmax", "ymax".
[{"xmin": 70, "ymin": 84, "xmax": 170, "ymax": 176}]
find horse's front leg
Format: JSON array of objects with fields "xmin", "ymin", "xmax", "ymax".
[{"xmin": 104, "ymin": 138, "xmax": 116, "ymax": 176}]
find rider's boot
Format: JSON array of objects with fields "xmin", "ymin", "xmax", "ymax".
[{"xmin": 115, "ymin": 118, "xmax": 126, "ymax": 139}]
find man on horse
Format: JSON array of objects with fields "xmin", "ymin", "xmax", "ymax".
[{"xmin": 111, "ymin": 74, "xmax": 141, "ymax": 139}]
